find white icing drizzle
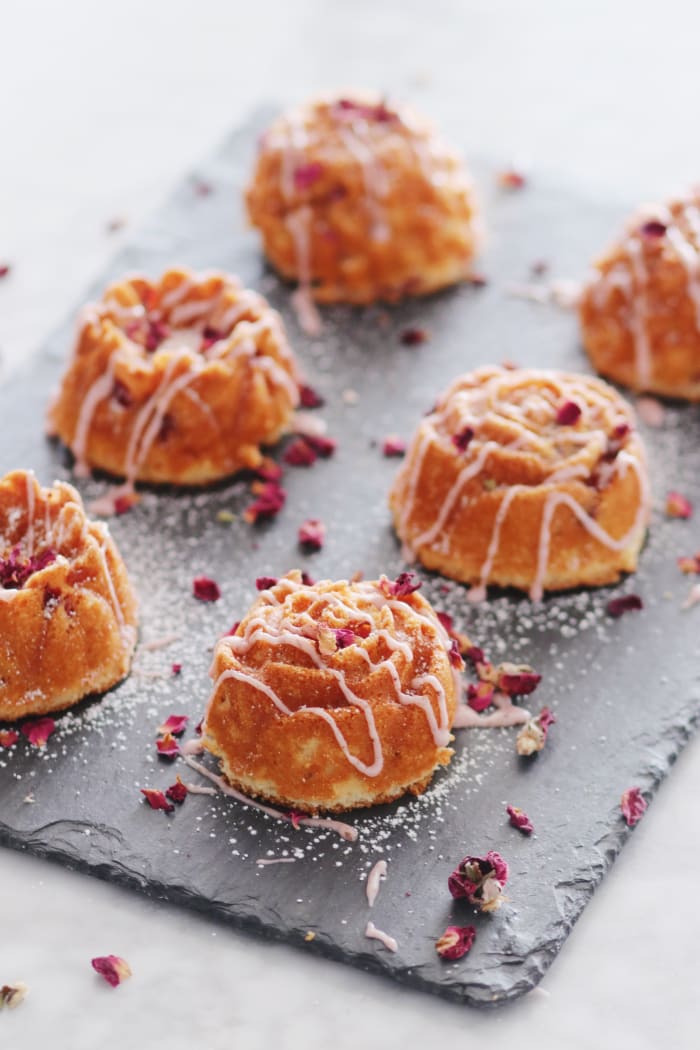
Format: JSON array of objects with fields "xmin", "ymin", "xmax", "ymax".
[
  {"xmin": 398, "ymin": 368, "xmax": 649, "ymax": 602},
  {"xmin": 209, "ymin": 576, "xmax": 455, "ymax": 779},
  {"xmin": 452, "ymin": 692, "xmax": 530, "ymax": 729},
  {"xmin": 366, "ymin": 859, "xmax": 388, "ymax": 907},
  {"xmin": 365, "ymin": 920, "xmax": 398, "ymax": 953},
  {"xmin": 256, "ymin": 857, "xmax": 297, "ymax": 866},
  {"xmin": 183, "ymin": 756, "xmax": 359, "ymax": 842}
]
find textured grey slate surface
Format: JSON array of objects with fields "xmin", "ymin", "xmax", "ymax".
[{"xmin": 1, "ymin": 108, "xmax": 699, "ymax": 1007}]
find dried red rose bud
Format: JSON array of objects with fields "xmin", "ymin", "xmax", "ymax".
[
  {"xmin": 666, "ymin": 491, "xmax": 693, "ymax": 519},
  {"xmin": 91, "ymin": 955, "xmax": 132, "ymax": 988},
  {"xmin": 400, "ymin": 326, "xmax": 429, "ymax": 346},
  {"xmin": 294, "ymin": 161, "xmax": 324, "ymax": 191},
  {"xmin": 497, "ymin": 169, "xmax": 527, "ymax": 189},
  {"xmin": 464, "ymin": 644, "xmax": 486, "ymax": 668},
  {"xmin": 0, "ymin": 982, "xmax": 28, "ymax": 1009},
  {"xmin": 467, "ymin": 681, "xmax": 495, "ymax": 712},
  {"xmin": 21, "ymin": 717, "xmax": 56, "ymax": 748},
  {"xmin": 256, "ymin": 576, "xmax": 278, "ymax": 591},
  {"xmin": 495, "ymin": 663, "xmax": 541, "ymax": 696},
  {"xmin": 452, "ymin": 426, "xmax": 475, "ymax": 453},
  {"xmin": 284, "ymin": 437, "xmax": 317, "ymax": 467},
  {"xmin": 244, "ymin": 481, "xmax": 287, "ymax": 523},
  {"xmin": 334, "ymin": 628, "xmax": 356, "ymax": 649},
  {"xmin": 171, "ymin": 663, "xmax": 182, "ymax": 675},
  {"xmin": 299, "ymin": 383, "xmax": 324, "ymax": 408},
  {"xmin": 193, "ymin": 575, "xmax": 221, "ymax": 602},
  {"xmin": 379, "ymin": 572, "xmax": 422, "ymax": 598},
  {"xmin": 0, "ymin": 730, "xmax": 19, "ymax": 748},
  {"xmin": 448, "ymin": 851, "xmax": 509, "ymax": 912},
  {"xmin": 555, "ymin": 400, "xmax": 582, "ymax": 426},
  {"xmin": 506, "ymin": 804, "xmax": 534, "ymax": 834},
  {"xmin": 302, "ymin": 433, "xmax": 336, "ymax": 458},
  {"xmin": 156, "ymin": 733, "xmax": 180, "ymax": 759},
  {"xmin": 516, "ymin": 707, "xmax": 556, "ymax": 757},
  {"xmin": 435, "ymin": 925, "xmax": 476, "ymax": 961},
  {"xmin": 165, "ymin": 777, "xmax": 188, "ymax": 804},
  {"xmin": 382, "ymin": 435, "xmax": 406, "ymax": 457},
  {"xmin": 640, "ymin": 220, "xmax": 667, "ymax": 239},
  {"xmin": 298, "ymin": 518, "xmax": 326, "ymax": 551},
  {"xmin": 156, "ymin": 714, "xmax": 189, "ymax": 736},
  {"xmin": 606, "ymin": 594, "xmax": 643, "ymax": 618},
  {"xmin": 621, "ymin": 786, "xmax": 647, "ymax": 827},
  {"xmin": 140, "ymin": 788, "xmax": 174, "ymax": 813},
  {"xmin": 678, "ymin": 553, "xmax": 700, "ymax": 575}
]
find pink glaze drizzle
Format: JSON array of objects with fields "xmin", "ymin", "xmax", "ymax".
[
  {"xmin": 365, "ymin": 920, "xmax": 398, "ymax": 953},
  {"xmin": 366, "ymin": 859, "xmax": 388, "ymax": 907}
]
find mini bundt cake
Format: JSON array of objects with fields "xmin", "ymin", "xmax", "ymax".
[
  {"xmin": 47, "ymin": 268, "xmax": 300, "ymax": 487},
  {"xmin": 0, "ymin": 470, "xmax": 137, "ymax": 720},
  {"xmin": 245, "ymin": 93, "xmax": 480, "ymax": 317},
  {"xmin": 389, "ymin": 366, "xmax": 650, "ymax": 600},
  {"xmin": 580, "ymin": 192, "xmax": 700, "ymax": 399},
  {"xmin": 202, "ymin": 570, "xmax": 462, "ymax": 813}
]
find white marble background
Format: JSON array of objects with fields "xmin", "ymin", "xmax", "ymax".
[{"xmin": 1, "ymin": 2, "xmax": 700, "ymax": 1047}]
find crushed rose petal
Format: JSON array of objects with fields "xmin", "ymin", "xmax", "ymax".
[
  {"xmin": 244, "ymin": 480, "xmax": 287, "ymax": 523},
  {"xmin": 0, "ymin": 730, "xmax": 19, "ymax": 748},
  {"xmin": 193, "ymin": 575, "xmax": 221, "ymax": 602},
  {"xmin": 0, "ymin": 264, "xmax": 11, "ymax": 279},
  {"xmin": 21, "ymin": 717, "xmax": 56, "ymax": 748},
  {"xmin": 448, "ymin": 851, "xmax": 508, "ymax": 913},
  {"xmin": 666, "ymin": 491, "xmax": 693, "ymax": 519},
  {"xmin": 621, "ymin": 786, "xmax": 647, "ymax": 827},
  {"xmin": 301, "ymin": 572, "xmax": 315, "ymax": 586},
  {"xmin": 284, "ymin": 437, "xmax": 317, "ymax": 467},
  {"xmin": 156, "ymin": 733, "xmax": 180, "ymax": 759},
  {"xmin": 255, "ymin": 458, "xmax": 284, "ymax": 482},
  {"xmin": 516, "ymin": 707, "xmax": 556, "ymax": 757},
  {"xmin": 256, "ymin": 576, "xmax": 278, "ymax": 591},
  {"xmin": 449, "ymin": 639, "xmax": 465, "ymax": 670},
  {"xmin": 0, "ymin": 546, "xmax": 57, "ymax": 590},
  {"xmin": 555, "ymin": 400, "xmax": 582, "ymax": 426},
  {"xmin": 495, "ymin": 663, "xmax": 541, "ymax": 696},
  {"xmin": 299, "ymin": 383, "xmax": 324, "ymax": 408},
  {"xmin": 157, "ymin": 714, "xmax": 189, "ymax": 736},
  {"xmin": 91, "ymin": 955, "xmax": 132, "ymax": 988},
  {"xmin": 452, "ymin": 426, "xmax": 475, "ymax": 453},
  {"xmin": 298, "ymin": 518, "xmax": 325, "ymax": 551},
  {"xmin": 606, "ymin": 594, "xmax": 643, "ymax": 618},
  {"xmin": 334, "ymin": 628, "xmax": 356, "ymax": 649},
  {"xmin": 302, "ymin": 433, "xmax": 336, "ymax": 458},
  {"xmin": 467, "ymin": 681, "xmax": 495, "ymax": 712},
  {"xmin": 140, "ymin": 788, "xmax": 174, "ymax": 813},
  {"xmin": 379, "ymin": 572, "xmax": 422, "ymax": 598},
  {"xmin": 294, "ymin": 162, "xmax": 324, "ymax": 191},
  {"xmin": 171, "ymin": 663, "xmax": 182, "ymax": 675},
  {"xmin": 166, "ymin": 777, "xmax": 188, "ymax": 804},
  {"xmin": 435, "ymin": 925, "xmax": 476, "ymax": 961},
  {"xmin": 382, "ymin": 435, "xmax": 406, "ymax": 457},
  {"xmin": 400, "ymin": 326, "xmax": 429, "ymax": 346},
  {"xmin": 0, "ymin": 982, "xmax": 28, "ymax": 1009},
  {"xmin": 506, "ymin": 804, "xmax": 534, "ymax": 834},
  {"xmin": 640, "ymin": 220, "xmax": 667, "ymax": 239},
  {"xmin": 113, "ymin": 492, "xmax": 140, "ymax": 516},
  {"xmin": 498, "ymin": 169, "xmax": 527, "ymax": 189}
]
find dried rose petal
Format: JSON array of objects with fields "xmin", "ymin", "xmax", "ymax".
[
  {"xmin": 640, "ymin": 220, "xmax": 667, "ymax": 239},
  {"xmin": 0, "ymin": 730, "xmax": 19, "ymax": 748},
  {"xmin": 113, "ymin": 492, "xmax": 140, "ymax": 516},
  {"xmin": 666, "ymin": 491, "xmax": 693, "ymax": 519},
  {"xmin": 498, "ymin": 169, "xmax": 527, "ymax": 189},
  {"xmin": 334, "ymin": 628, "xmax": 356, "ymax": 649},
  {"xmin": 111, "ymin": 379, "xmax": 133, "ymax": 407},
  {"xmin": 226, "ymin": 621, "xmax": 241, "ymax": 636},
  {"xmin": 140, "ymin": 788, "xmax": 174, "ymax": 813},
  {"xmin": 298, "ymin": 383, "xmax": 324, "ymax": 408},
  {"xmin": 506, "ymin": 804, "xmax": 534, "ymax": 834},
  {"xmin": 495, "ymin": 663, "xmax": 541, "ymax": 696},
  {"xmin": 0, "ymin": 264, "xmax": 11, "ymax": 279},
  {"xmin": 467, "ymin": 681, "xmax": 495, "ymax": 712},
  {"xmin": 449, "ymin": 639, "xmax": 465, "ymax": 670},
  {"xmin": 21, "ymin": 717, "xmax": 56, "ymax": 748},
  {"xmin": 678, "ymin": 553, "xmax": 700, "ymax": 575},
  {"xmin": 244, "ymin": 480, "xmax": 287, "ymax": 523},
  {"xmin": 448, "ymin": 851, "xmax": 508, "ymax": 912},
  {"xmin": 166, "ymin": 777, "xmax": 188, "ymax": 804},
  {"xmin": 256, "ymin": 576, "xmax": 278, "ymax": 591},
  {"xmin": 556, "ymin": 400, "xmax": 582, "ymax": 426},
  {"xmin": 298, "ymin": 518, "xmax": 326, "ymax": 551},
  {"xmin": 171, "ymin": 663, "xmax": 182, "ymax": 675},
  {"xmin": 516, "ymin": 707, "xmax": 556, "ymax": 757},
  {"xmin": 452, "ymin": 426, "xmax": 475, "ymax": 453},
  {"xmin": 435, "ymin": 925, "xmax": 476, "ymax": 961},
  {"xmin": 606, "ymin": 594, "xmax": 643, "ymax": 618},
  {"xmin": 379, "ymin": 572, "xmax": 422, "ymax": 598},
  {"xmin": 400, "ymin": 326, "xmax": 429, "ymax": 346},
  {"xmin": 0, "ymin": 546, "xmax": 57, "ymax": 590},
  {"xmin": 464, "ymin": 644, "xmax": 486, "ymax": 668},
  {"xmin": 621, "ymin": 786, "xmax": 647, "ymax": 827},
  {"xmin": 193, "ymin": 575, "xmax": 221, "ymax": 602},
  {"xmin": 294, "ymin": 162, "xmax": 324, "ymax": 190},
  {"xmin": 195, "ymin": 718, "xmax": 204, "ymax": 736},
  {"xmin": 0, "ymin": 982, "xmax": 28, "ymax": 1009},
  {"xmin": 300, "ymin": 572, "xmax": 315, "ymax": 586},
  {"xmin": 156, "ymin": 732, "xmax": 180, "ymax": 759},
  {"xmin": 302, "ymin": 433, "xmax": 336, "ymax": 458},
  {"xmin": 382, "ymin": 435, "xmax": 406, "ymax": 457},
  {"xmin": 91, "ymin": 955, "xmax": 132, "ymax": 988},
  {"xmin": 284, "ymin": 437, "xmax": 317, "ymax": 467},
  {"xmin": 255, "ymin": 458, "xmax": 284, "ymax": 482},
  {"xmin": 156, "ymin": 714, "xmax": 189, "ymax": 736}
]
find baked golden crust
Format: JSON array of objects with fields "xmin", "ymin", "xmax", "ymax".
[
  {"xmin": 580, "ymin": 194, "xmax": 700, "ymax": 399},
  {"xmin": 47, "ymin": 268, "xmax": 300, "ymax": 486},
  {"xmin": 389, "ymin": 366, "xmax": 650, "ymax": 599},
  {"xmin": 202, "ymin": 571, "xmax": 460, "ymax": 813},
  {"xmin": 245, "ymin": 93, "xmax": 480, "ymax": 306},
  {"xmin": 0, "ymin": 470, "xmax": 137, "ymax": 720}
]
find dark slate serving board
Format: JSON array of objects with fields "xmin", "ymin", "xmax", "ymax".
[{"xmin": 1, "ymin": 107, "xmax": 700, "ymax": 1008}]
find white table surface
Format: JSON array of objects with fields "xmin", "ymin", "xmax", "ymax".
[{"xmin": 1, "ymin": 2, "xmax": 699, "ymax": 1047}]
